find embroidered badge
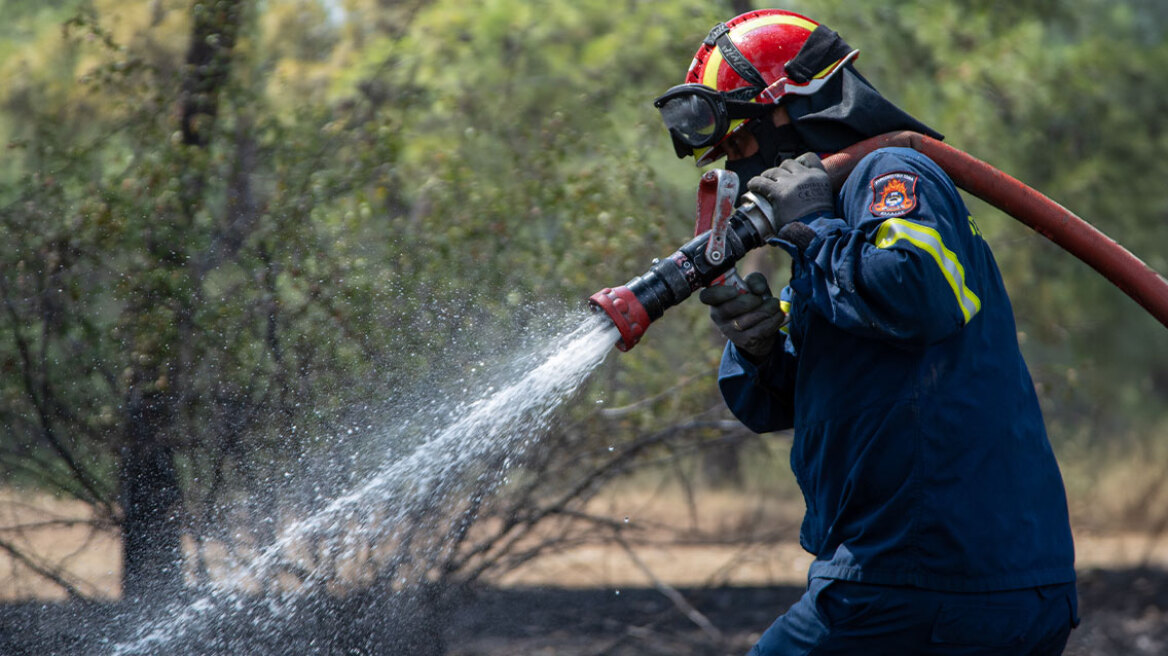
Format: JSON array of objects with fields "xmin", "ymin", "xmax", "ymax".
[{"xmin": 868, "ymin": 172, "xmax": 919, "ymax": 217}]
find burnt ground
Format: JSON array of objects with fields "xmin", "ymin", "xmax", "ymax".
[
  {"xmin": 1, "ymin": 567, "xmax": 1165, "ymax": 655},
  {"xmin": 448, "ymin": 567, "xmax": 1168, "ymax": 656}
]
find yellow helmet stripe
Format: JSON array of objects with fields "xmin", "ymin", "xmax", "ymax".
[
  {"xmin": 729, "ymin": 14, "xmax": 818, "ymax": 40},
  {"xmin": 700, "ymin": 49, "xmax": 722, "ymax": 89}
]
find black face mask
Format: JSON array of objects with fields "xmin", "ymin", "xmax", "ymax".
[{"xmin": 723, "ymin": 121, "xmax": 806, "ymax": 201}]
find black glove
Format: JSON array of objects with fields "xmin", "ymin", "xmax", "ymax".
[
  {"xmin": 746, "ymin": 152, "xmax": 834, "ymax": 229},
  {"xmin": 698, "ymin": 272, "xmax": 786, "ymax": 361}
]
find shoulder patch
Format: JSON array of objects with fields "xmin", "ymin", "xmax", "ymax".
[{"xmin": 868, "ymin": 172, "xmax": 919, "ymax": 217}]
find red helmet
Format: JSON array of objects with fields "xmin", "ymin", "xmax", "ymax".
[{"xmin": 655, "ymin": 9, "xmax": 858, "ymax": 166}]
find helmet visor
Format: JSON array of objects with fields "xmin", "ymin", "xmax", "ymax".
[
  {"xmin": 659, "ymin": 93, "xmax": 720, "ymax": 148},
  {"xmin": 654, "ymin": 84, "xmax": 770, "ymax": 159}
]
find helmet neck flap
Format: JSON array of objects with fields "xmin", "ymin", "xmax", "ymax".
[{"xmin": 785, "ymin": 65, "xmax": 944, "ymax": 154}]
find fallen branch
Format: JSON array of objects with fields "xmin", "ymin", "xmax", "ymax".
[{"xmin": 613, "ymin": 531, "xmax": 724, "ymax": 643}]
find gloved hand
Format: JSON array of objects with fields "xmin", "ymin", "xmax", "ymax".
[
  {"xmin": 698, "ymin": 271, "xmax": 786, "ymax": 361},
  {"xmin": 746, "ymin": 152, "xmax": 834, "ymax": 228},
  {"xmin": 777, "ymin": 221, "xmax": 817, "ymax": 254}
]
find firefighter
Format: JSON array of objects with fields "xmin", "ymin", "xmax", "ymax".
[{"xmin": 654, "ymin": 9, "xmax": 1078, "ymax": 654}]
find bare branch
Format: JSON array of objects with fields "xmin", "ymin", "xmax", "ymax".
[
  {"xmin": 0, "ymin": 276, "xmax": 113, "ymax": 513},
  {"xmin": 452, "ymin": 418, "xmax": 740, "ymax": 582},
  {"xmin": 0, "ymin": 518, "xmax": 99, "ymax": 532},
  {"xmin": 597, "ymin": 374, "xmax": 702, "ymax": 419},
  {"xmin": 0, "ymin": 536, "xmax": 87, "ymax": 600},
  {"xmin": 613, "ymin": 531, "xmax": 724, "ymax": 643}
]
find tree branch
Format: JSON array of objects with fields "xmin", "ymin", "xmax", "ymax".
[
  {"xmin": 452, "ymin": 418, "xmax": 737, "ymax": 582},
  {"xmin": 0, "ymin": 537, "xmax": 87, "ymax": 600},
  {"xmin": 0, "ymin": 276, "xmax": 113, "ymax": 513},
  {"xmin": 613, "ymin": 531, "xmax": 724, "ymax": 643}
]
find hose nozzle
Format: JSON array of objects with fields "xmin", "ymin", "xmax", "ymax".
[
  {"xmin": 588, "ymin": 287, "xmax": 650, "ymax": 351},
  {"xmin": 589, "ymin": 191, "xmax": 775, "ymax": 351}
]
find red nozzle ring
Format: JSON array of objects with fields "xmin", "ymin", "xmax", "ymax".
[{"xmin": 588, "ymin": 286, "xmax": 651, "ymax": 352}]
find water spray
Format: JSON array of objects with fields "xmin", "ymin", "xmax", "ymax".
[
  {"xmin": 103, "ymin": 317, "xmax": 619, "ymax": 656},
  {"xmin": 590, "ymin": 131, "xmax": 1168, "ymax": 351}
]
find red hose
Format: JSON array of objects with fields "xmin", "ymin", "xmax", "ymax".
[{"xmin": 821, "ymin": 131, "xmax": 1168, "ymax": 330}]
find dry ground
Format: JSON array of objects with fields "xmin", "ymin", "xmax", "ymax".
[{"xmin": 4, "ymin": 486, "xmax": 1168, "ymax": 599}]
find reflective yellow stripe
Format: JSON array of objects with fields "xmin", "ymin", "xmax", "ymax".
[
  {"xmin": 874, "ymin": 219, "xmax": 982, "ymax": 323},
  {"xmin": 779, "ymin": 298, "xmax": 792, "ymax": 334},
  {"xmin": 701, "ymin": 15, "xmax": 818, "ymax": 89}
]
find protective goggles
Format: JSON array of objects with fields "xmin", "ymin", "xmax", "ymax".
[{"xmin": 653, "ymin": 84, "xmax": 772, "ymax": 159}]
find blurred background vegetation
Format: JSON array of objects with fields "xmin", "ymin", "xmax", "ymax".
[{"xmin": 1, "ymin": 0, "xmax": 1167, "ymax": 612}]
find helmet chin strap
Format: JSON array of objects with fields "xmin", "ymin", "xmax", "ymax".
[{"xmin": 703, "ymin": 22, "xmax": 767, "ymax": 94}]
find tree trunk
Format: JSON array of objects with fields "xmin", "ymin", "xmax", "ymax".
[
  {"xmin": 120, "ymin": 390, "xmax": 183, "ymax": 602},
  {"xmin": 118, "ymin": 0, "xmax": 247, "ymax": 602}
]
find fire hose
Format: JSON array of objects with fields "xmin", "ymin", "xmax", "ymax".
[{"xmin": 590, "ymin": 131, "xmax": 1168, "ymax": 351}]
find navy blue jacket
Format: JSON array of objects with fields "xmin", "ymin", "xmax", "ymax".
[{"xmin": 719, "ymin": 147, "xmax": 1075, "ymax": 592}]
